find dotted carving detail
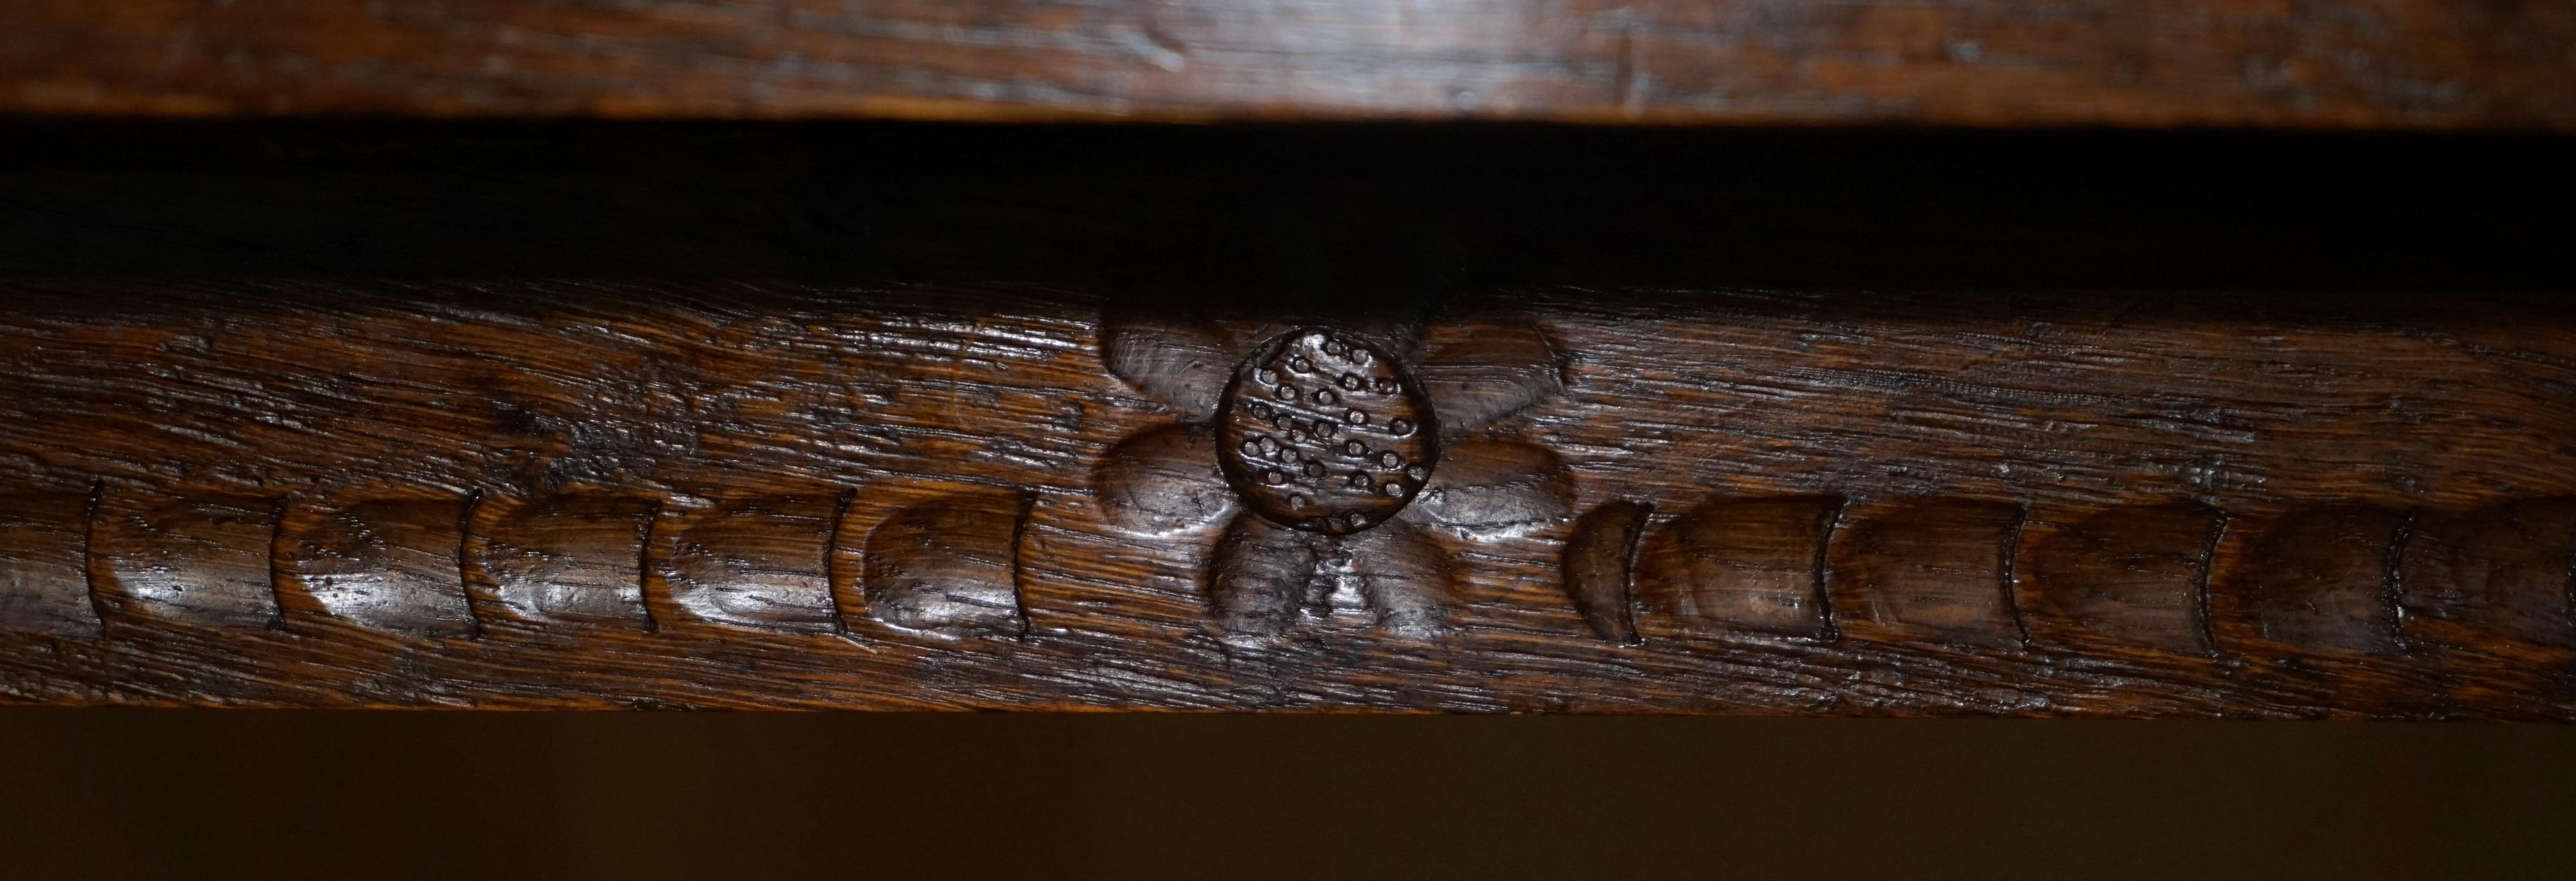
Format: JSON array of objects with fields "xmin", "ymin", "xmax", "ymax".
[{"xmin": 1215, "ymin": 330, "xmax": 1436, "ymax": 534}]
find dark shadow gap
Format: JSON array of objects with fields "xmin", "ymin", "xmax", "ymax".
[{"xmin": 2, "ymin": 120, "xmax": 2569, "ymax": 296}]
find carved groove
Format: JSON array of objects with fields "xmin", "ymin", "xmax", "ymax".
[
  {"xmin": 1999, "ymin": 506, "xmax": 2033, "ymax": 649},
  {"xmin": 823, "ymin": 488, "xmax": 856, "ymax": 635},
  {"xmin": 2193, "ymin": 509, "xmax": 2229, "ymax": 659},
  {"xmin": 459, "ymin": 490, "xmax": 485, "ymax": 640}
]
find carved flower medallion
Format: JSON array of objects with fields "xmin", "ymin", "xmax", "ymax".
[
  {"xmin": 1094, "ymin": 306, "xmax": 1576, "ymax": 639},
  {"xmin": 1216, "ymin": 329, "xmax": 1435, "ymax": 535}
]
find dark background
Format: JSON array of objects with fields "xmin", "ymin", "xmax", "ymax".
[
  {"xmin": 1, "ymin": 711, "xmax": 2571, "ymax": 879},
  {"xmin": 5, "ymin": 121, "xmax": 2571, "ymax": 294},
  {"xmin": 3, "ymin": 122, "xmax": 2572, "ymax": 878}
]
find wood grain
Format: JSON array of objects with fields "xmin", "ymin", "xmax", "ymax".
[
  {"xmin": 0, "ymin": 280, "xmax": 2571, "ymax": 716},
  {"xmin": 7, "ymin": 0, "xmax": 2576, "ymax": 128}
]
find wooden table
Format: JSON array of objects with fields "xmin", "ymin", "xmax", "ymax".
[{"xmin": 2, "ymin": 4, "xmax": 2571, "ymax": 716}]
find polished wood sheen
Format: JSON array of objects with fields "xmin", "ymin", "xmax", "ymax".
[
  {"xmin": 7, "ymin": 0, "xmax": 2576, "ymax": 127},
  {"xmin": 0, "ymin": 280, "xmax": 2572, "ymax": 717}
]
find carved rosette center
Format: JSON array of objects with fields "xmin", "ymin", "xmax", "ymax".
[{"xmin": 1215, "ymin": 329, "xmax": 1437, "ymax": 535}]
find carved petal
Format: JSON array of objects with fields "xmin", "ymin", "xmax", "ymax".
[
  {"xmin": 1405, "ymin": 440, "xmax": 1574, "ymax": 541},
  {"xmin": 1101, "ymin": 312, "xmax": 1234, "ymax": 421},
  {"xmin": 1345, "ymin": 517, "xmax": 1455, "ymax": 637},
  {"xmin": 1410, "ymin": 316, "xmax": 1564, "ymax": 437},
  {"xmin": 1208, "ymin": 512, "xmax": 1325, "ymax": 638},
  {"xmin": 1094, "ymin": 424, "xmax": 1239, "ymax": 536}
]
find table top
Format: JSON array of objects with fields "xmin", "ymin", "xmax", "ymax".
[{"xmin": 9, "ymin": 0, "xmax": 2576, "ymax": 128}]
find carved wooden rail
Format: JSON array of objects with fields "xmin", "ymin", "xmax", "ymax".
[{"xmin": 0, "ymin": 281, "xmax": 2569, "ymax": 716}]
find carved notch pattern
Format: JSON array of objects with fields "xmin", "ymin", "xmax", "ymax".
[
  {"xmin": 0, "ymin": 486, "xmax": 1035, "ymax": 642},
  {"xmin": 1592, "ymin": 492, "xmax": 2576, "ymax": 658}
]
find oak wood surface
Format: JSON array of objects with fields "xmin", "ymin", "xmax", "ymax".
[
  {"xmin": 0, "ymin": 280, "xmax": 2570, "ymax": 716},
  {"xmin": 0, "ymin": 121, "xmax": 2569, "ymax": 715},
  {"xmin": 8, "ymin": 0, "xmax": 2576, "ymax": 128}
]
